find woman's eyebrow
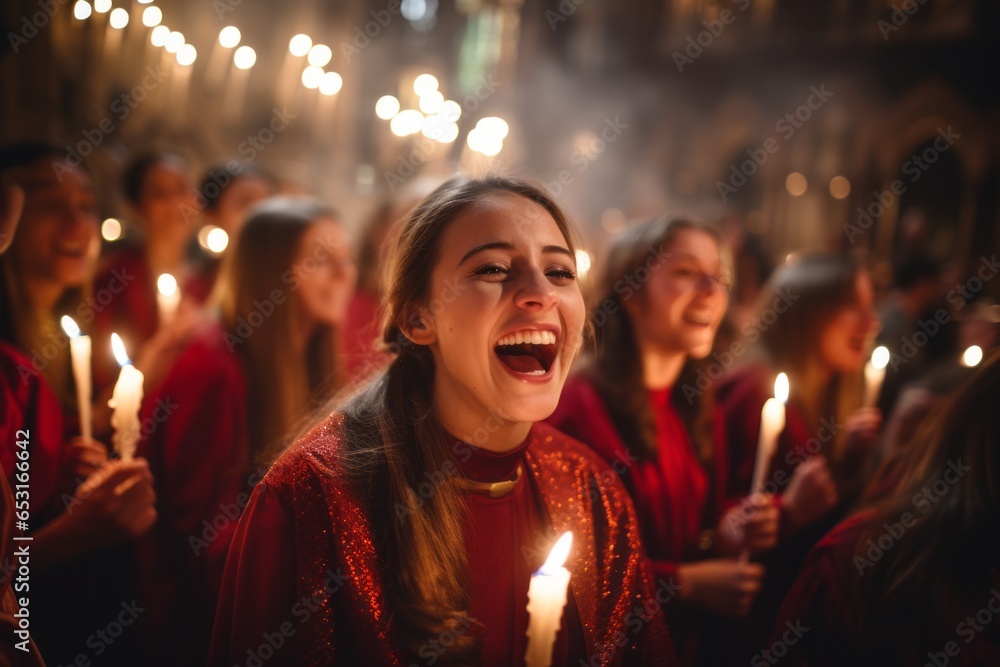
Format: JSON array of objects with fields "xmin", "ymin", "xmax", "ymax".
[{"xmin": 456, "ymin": 242, "xmax": 574, "ymax": 267}]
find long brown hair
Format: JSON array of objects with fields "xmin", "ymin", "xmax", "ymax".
[
  {"xmin": 334, "ymin": 175, "xmax": 580, "ymax": 664},
  {"xmin": 748, "ymin": 253, "xmax": 865, "ymax": 469},
  {"xmin": 588, "ymin": 217, "xmax": 732, "ymax": 465},
  {"xmin": 213, "ymin": 196, "xmax": 345, "ymax": 462},
  {"xmin": 855, "ymin": 350, "xmax": 1000, "ymax": 642}
]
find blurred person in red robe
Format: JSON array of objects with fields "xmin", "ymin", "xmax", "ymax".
[
  {"xmin": 184, "ymin": 163, "xmax": 275, "ymax": 304},
  {"xmin": 715, "ymin": 253, "xmax": 882, "ymax": 656},
  {"xmin": 344, "ymin": 177, "xmax": 443, "ymax": 386},
  {"xmin": 769, "ymin": 350, "xmax": 1000, "ymax": 666},
  {"xmin": 89, "ymin": 151, "xmax": 202, "ymax": 420},
  {"xmin": 210, "ymin": 176, "xmax": 676, "ymax": 666},
  {"xmin": 135, "ymin": 197, "xmax": 355, "ymax": 665},
  {"xmin": 0, "ymin": 142, "xmax": 156, "ymax": 665},
  {"xmin": 548, "ymin": 217, "xmax": 778, "ymax": 665}
]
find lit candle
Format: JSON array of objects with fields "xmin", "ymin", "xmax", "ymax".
[
  {"xmin": 525, "ymin": 531, "xmax": 573, "ymax": 667},
  {"xmin": 741, "ymin": 373, "xmax": 789, "ymax": 562},
  {"xmin": 109, "ymin": 334, "xmax": 144, "ymax": 461},
  {"xmin": 60, "ymin": 316, "xmax": 93, "ymax": 441},
  {"xmin": 961, "ymin": 345, "xmax": 983, "ymax": 368},
  {"xmin": 156, "ymin": 273, "xmax": 180, "ymax": 326},
  {"xmin": 863, "ymin": 346, "xmax": 890, "ymax": 408}
]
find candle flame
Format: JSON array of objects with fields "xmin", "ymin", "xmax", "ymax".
[
  {"xmin": 962, "ymin": 345, "xmax": 983, "ymax": 368},
  {"xmin": 871, "ymin": 346, "xmax": 890, "ymax": 370},
  {"xmin": 774, "ymin": 372, "xmax": 789, "ymax": 404},
  {"xmin": 111, "ymin": 333, "xmax": 131, "ymax": 366},
  {"xmin": 157, "ymin": 273, "xmax": 178, "ymax": 297},
  {"xmin": 60, "ymin": 315, "xmax": 81, "ymax": 338},
  {"xmin": 539, "ymin": 532, "xmax": 573, "ymax": 575}
]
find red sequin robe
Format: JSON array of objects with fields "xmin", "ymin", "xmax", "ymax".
[
  {"xmin": 210, "ymin": 419, "xmax": 676, "ymax": 666},
  {"xmin": 547, "ymin": 375, "xmax": 729, "ymax": 666}
]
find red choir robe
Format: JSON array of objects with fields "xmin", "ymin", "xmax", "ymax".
[
  {"xmin": 0, "ymin": 343, "xmax": 53, "ymax": 665},
  {"xmin": 547, "ymin": 375, "xmax": 731, "ymax": 665},
  {"xmin": 769, "ymin": 510, "xmax": 1000, "ymax": 666},
  {"xmin": 714, "ymin": 364, "xmax": 845, "ymax": 658},
  {"xmin": 90, "ymin": 246, "xmax": 159, "ymax": 395},
  {"xmin": 209, "ymin": 418, "xmax": 676, "ymax": 666},
  {"xmin": 134, "ymin": 321, "xmax": 250, "ymax": 666}
]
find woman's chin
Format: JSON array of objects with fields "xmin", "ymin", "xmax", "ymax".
[{"xmin": 495, "ymin": 395, "xmax": 560, "ymax": 425}]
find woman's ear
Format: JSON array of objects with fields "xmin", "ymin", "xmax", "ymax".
[{"xmin": 403, "ymin": 308, "xmax": 437, "ymax": 346}]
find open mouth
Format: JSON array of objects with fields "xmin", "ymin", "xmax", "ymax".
[
  {"xmin": 683, "ymin": 314, "xmax": 711, "ymax": 327},
  {"xmin": 494, "ymin": 329, "xmax": 558, "ymax": 377},
  {"xmin": 55, "ymin": 245, "xmax": 87, "ymax": 260}
]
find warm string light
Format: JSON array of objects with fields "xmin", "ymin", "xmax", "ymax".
[
  {"xmin": 70, "ymin": 14, "xmax": 347, "ymax": 104},
  {"xmin": 376, "ymin": 74, "xmax": 477, "ymax": 146}
]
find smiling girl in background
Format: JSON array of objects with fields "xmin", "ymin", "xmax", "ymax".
[
  {"xmin": 210, "ymin": 176, "xmax": 674, "ymax": 666},
  {"xmin": 134, "ymin": 197, "xmax": 356, "ymax": 666},
  {"xmin": 715, "ymin": 252, "xmax": 882, "ymax": 656},
  {"xmin": 548, "ymin": 218, "xmax": 778, "ymax": 665}
]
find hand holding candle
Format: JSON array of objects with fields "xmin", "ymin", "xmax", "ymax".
[
  {"xmin": 863, "ymin": 346, "xmax": 890, "ymax": 408},
  {"xmin": 525, "ymin": 531, "xmax": 573, "ymax": 667},
  {"xmin": 61, "ymin": 316, "xmax": 93, "ymax": 441},
  {"xmin": 742, "ymin": 373, "xmax": 789, "ymax": 562},
  {"xmin": 109, "ymin": 333, "xmax": 144, "ymax": 461}
]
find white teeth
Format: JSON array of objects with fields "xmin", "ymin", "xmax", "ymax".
[{"xmin": 496, "ymin": 330, "xmax": 556, "ymax": 346}]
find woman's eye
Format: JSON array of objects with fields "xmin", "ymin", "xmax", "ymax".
[
  {"xmin": 547, "ymin": 269, "xmax": 576, "ymax": 282},
  {"xmin": 472, "ymin": 264, "xmax": 509, "ymax": 279}
]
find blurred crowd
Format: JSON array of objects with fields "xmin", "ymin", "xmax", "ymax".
[{"xmin": 0, "ymin": 142, "xmax": 998, "ymax": 666}]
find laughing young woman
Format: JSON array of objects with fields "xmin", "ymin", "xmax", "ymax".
[{"xmin": 210, "ymin": 176, "xmax": 675, "ymax": 666}]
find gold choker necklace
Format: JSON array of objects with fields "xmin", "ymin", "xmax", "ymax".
[{"xmin": 456, "ymin": 465, "xmax": 523, "ymax": 498}]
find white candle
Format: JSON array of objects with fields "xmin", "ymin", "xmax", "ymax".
[
  {"xmin": 742, "ymin": 373, "xmax": 789, "ymax": 562},
  {"xmin": 108, "ymin": 333, "xmax": 144, "ymax": 461},
  {"xmin": 525, "ymin": 531, "xmax": 573, "ymax": 667},
  {"xmin": 863, "ymin": 346, "xmax": 890, "ymax": 408},
  {"xmin": 156, "ymin": 272, "xmax": 180, "ymax": 326},
  {"xmin": 60, "ymin": 316, "xmax": 93, "ymax": 441}
]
